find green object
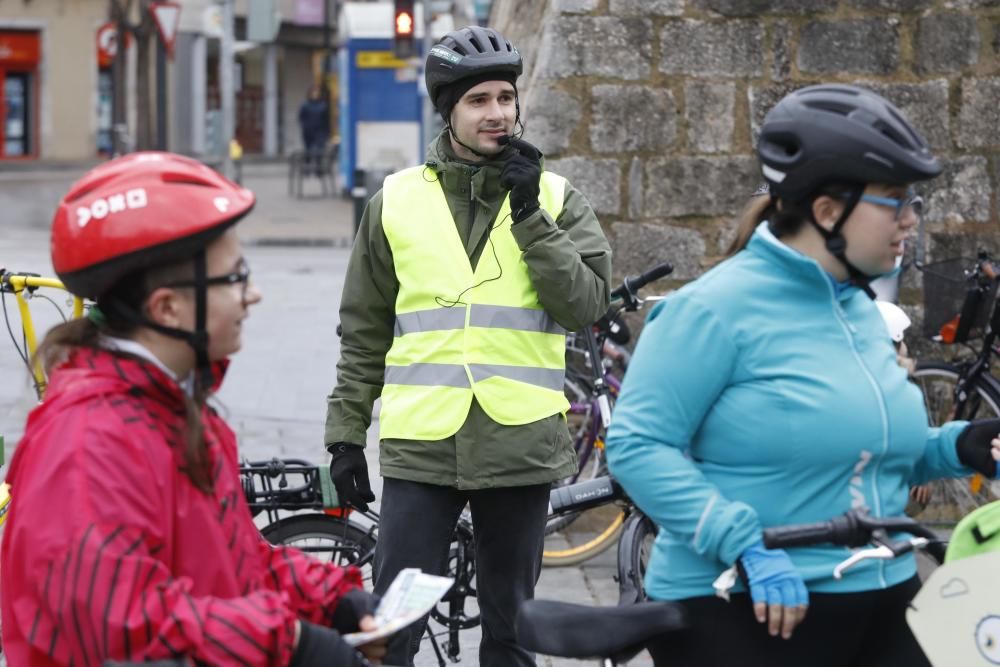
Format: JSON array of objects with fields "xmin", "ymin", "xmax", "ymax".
[
  {"xmin": 0, "ymin": 434, "xmax": 4, "ymax": 465},
  {"xmin": 319, "ymin": 464, "xmax": 340, "ymax": 509},
  {"xmin": 87, "ymin": 305, "xmax": 107, "ymax": 328},
  {"xmin": 945, "ymin": 499, "xmax": 1000, "ymax": 562}
]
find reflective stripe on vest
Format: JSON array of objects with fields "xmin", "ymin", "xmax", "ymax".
[
  {"xmin": 379, "ymin": 166, "xmax": 570, "ymax": 441},
  {"xmin": 394, "ymin": 304, "xmax": 566, "ymax": 337}
]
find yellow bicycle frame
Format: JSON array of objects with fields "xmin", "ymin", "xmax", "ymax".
[
  {"xmin": 1, "ymin": 273, "xmax": 82, "ymax": 528},
  {"xmin": 5, "ymin": 273, "xmax": 83, "ymax": 398}
]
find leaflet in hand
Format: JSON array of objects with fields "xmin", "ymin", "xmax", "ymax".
[{"xmin": 343, "ymin": 568, "xmax": 454, "ymax": 647}]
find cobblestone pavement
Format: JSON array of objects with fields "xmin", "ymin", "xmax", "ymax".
[{"xmin": 0, "ymin": 163, "xmax": 653, "ymax": 666}]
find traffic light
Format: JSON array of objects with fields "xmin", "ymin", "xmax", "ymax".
[{"xmin": 393, "ymin": 0, "xmax": 415, "ymax": 59}]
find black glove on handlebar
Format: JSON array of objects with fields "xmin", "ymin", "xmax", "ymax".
[
  {"xmin": 499, "ymin": 137, "xmax": 542, "ymax": 223},
  {"xmin": 328, "ymin": 443, "xmax": 376, "ymax": 512},
  {"xmin": 290, "ymin": 621, "xmax": 370, "ymax": 667},
  {"xmin": 331, "ymin": 588, "xmax": 381, "ymax": 634},
  {"xmin": 956, "ymin": 418, "xmax": 1000, "ymax": 478}
]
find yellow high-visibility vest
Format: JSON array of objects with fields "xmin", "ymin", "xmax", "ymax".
[{"xmin": 379, "ymin": 166, "xmax": 570, "ymax": 440}]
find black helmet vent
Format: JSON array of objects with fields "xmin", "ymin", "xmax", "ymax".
[
  {"xmin": 804, "ymin": 99, "xmax": 853, "ymax": 116},
  {"xmin": 873, "ymin": 120, "xmax": 908, "ymax": 148}
]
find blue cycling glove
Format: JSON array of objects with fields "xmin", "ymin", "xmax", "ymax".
[{"xmin": 738, "ymin": 541, "xmax": 809, "ymax": 610}]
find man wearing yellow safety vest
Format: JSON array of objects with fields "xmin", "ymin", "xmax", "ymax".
[{"xmin": 324, "ymin": 25, "xmax": 612, "ymax": 666}]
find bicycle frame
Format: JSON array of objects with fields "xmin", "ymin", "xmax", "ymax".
[{"xmin": 1, "ymin": 271, "xmax": 84, "ymax": 398}]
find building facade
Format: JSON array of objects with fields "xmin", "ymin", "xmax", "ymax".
[{"xmin": 0, "ymin": 0, "xmax": 107, "ymax": 160}]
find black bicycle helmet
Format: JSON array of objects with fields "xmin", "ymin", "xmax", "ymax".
[
  {"xmin": 757, "ymin": 84, "xmax": 942, "ymax": 203},
  {"xmin": 425, "ymin": 26, "xmax": 523, "ymax": 111}
]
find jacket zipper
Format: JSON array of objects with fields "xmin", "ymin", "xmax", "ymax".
[{"xmin": 823, "ymin": 276, "xmax": 891, "ymax": 588}]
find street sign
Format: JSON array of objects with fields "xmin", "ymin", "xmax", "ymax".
[
  {"xmin": 356, "ymin": 51, "xmax": 410, "ymax": 69},
  {"xmin": 96, "ymin": 23, "xmax": 117, "ymax": 68},
  {"xmin": 150, "ymin": 2, "xmax": 181, "ymax": 59},
  {"xmin": 248, "ymin": 0, "xmax": 282, "ymax": 43},
  {"xmin": 96, "ymin": 22, "xmax": 133, "ymax": 68}
]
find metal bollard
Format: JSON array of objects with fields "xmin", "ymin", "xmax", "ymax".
[{"xmin": 352, "ymin": 168, "xmax": 368, "ymax": 238}]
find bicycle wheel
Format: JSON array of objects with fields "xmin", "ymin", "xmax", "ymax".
[
  {"xmin": 617, "ymin": 511, "xmax": 657, "ymax": 605},
  {"xmin": 542, "ymin": 507, "xmax": 624, "ymax": 567},
  {"xmin": 261, "ymin": 514, "xmax": 376, "ymax": 587},
  {"xmin": 912, "ymin": 361, "xmax": 1000, "ymax": 525}
]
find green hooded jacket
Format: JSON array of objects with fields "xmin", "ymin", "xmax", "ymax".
[{"xmin": 325, "ymin": 132, "xmax": 613, "ymax": 489}]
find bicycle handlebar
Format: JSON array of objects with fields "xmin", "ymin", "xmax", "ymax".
[
  {"xmin": 611, "ymin": 262, "xmax": 673, "ymax": 302},
  {"xmin": 763, "ymin": 509, "xmax": 940, "ymax": 550},
  {"xmin": 549, "ymin": 476, "xmax": 625, "ymax": 515}
]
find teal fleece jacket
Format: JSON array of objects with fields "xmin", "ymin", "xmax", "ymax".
[{"xmin": 606, "ymin": 224, "xmax": 972, "ymax": 599}]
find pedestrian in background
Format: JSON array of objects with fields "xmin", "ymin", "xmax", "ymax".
[
  {"xmin": 324, "ymin": 25, "xmax": 612, "ymax": 667},
  {"xmin": 298, "ymin": 84, "xmax": 331, "ymax": 176}
]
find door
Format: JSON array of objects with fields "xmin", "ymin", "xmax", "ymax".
[{"xmin": 3, "ymin": 72, "xmax": 31, "ymax": 156}]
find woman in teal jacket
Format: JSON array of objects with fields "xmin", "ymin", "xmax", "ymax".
[{"xmin": 605, "ymin": 84, "xmax": 1000, "ymax": 667}]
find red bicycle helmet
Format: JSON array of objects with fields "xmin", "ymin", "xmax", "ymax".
[{"xmin": 51, "ymin": 151, "xmax": 255, "ymax": 300}]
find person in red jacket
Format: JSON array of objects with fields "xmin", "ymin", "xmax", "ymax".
[{"xmin": 1, "ymin": 152, "xmax": 386, "ymax": 666}]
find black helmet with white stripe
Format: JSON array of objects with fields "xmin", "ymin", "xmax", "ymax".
[
  {"xmin": 425, "ymin": 26, "xmax": 522, "ymax": 111},
  {"xmin": 757, "ymin": 84, "xmax": 941, "ymax": 203}
]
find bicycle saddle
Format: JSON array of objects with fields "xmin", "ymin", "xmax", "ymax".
[{"xmin": 516, "ymin": 599, "xmax": 687, "ymax": 661}]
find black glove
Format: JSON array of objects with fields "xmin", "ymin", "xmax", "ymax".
[
  {"xmin": 331, "ymin": 588, "xmax": 381, "ymax": 634},
  {"xmin": 499, "ymin": 136, "xmax": 542, "ymax": 223},
  {"xmin": 328, "ymin": 442, "xmax": 376, "ymax": 511},
  {"xmin": 290, "ymin": 621, "xmax": 370, "ymax": 667},
  {"xmin": 956, "ymin": 419, "xmax": 1000, "ymax": 478}
]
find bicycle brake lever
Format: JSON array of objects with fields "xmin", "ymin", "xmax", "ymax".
[
  {"xmin": 832, "ymin": 538, "xmax": 929, "ymax": 579},
  {"xmin": 833, "ymin": 545, "xmax": 894, "ymax": 579}
]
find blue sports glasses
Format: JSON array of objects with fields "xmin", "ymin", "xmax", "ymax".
[{"xmin": 858, "ymin": 190, "xmax": 925, "ymax": 221}]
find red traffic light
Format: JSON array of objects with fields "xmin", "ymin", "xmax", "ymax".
[{"xmin": 395, "ymin": 10, "xmax": 414, "ymax": 36}]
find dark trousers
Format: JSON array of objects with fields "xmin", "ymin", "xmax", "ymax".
[
  {"xmin": 646, "ymin": 576, "xmax": 930, "ymax": 667},
  {"xmin": 302, "ymin": 141, "xmax": 326, "ymax": 175},
  {"xmin": 373, "ymin": 478, "xmax": 551, "ymax": 667}
]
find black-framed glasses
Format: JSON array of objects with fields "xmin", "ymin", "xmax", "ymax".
[
  {"xmin": 164, "ymin": 261, "xmax": 252, "ymax": 302},
  {"xmin": 858, "ymin": 189, "xmax": 925, "ymax": 221}
]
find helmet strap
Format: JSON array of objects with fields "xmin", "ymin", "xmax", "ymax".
[
  {"xmin": 99, "ymin": 251, "xmax": 214, "ymax": 390},
  {"xmin": 807, "ymin": 186, "xmax": 877, "ymax": 299},
  {"xmin": 192, "ymin": 250, "xmax": 213, "ymax": 393}
]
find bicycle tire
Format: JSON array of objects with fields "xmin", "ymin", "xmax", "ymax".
[
  {"xmin": 617, "ymin": 511, "xmax": 657, "ymax": 605},
  {"xmin": 261, "ymin": 514, "xmax": 376, "ymax": 587},
  {"xmin": 912, "ymin": 361, "xmax": 1000, "ymax": 525},
  {"xmin": 542, "ymin": 509, "xmax": 624, "ymax": 567}
]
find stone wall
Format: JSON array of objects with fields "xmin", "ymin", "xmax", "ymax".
[{"xmin": 491, "ymin": 0, "xmax": 1000, "ymax": 338}]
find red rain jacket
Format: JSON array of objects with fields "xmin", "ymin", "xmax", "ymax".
[{"xmin": 1, "ymin": 347, "xmax": 361, "ymax": 666}]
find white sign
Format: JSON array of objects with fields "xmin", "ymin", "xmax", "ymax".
[
  {"xmin": 150, "ymin": 2, "xmax": 181, "ymax": 57},
  {"xmin": 203, "ymin": 5, "xmax": 223, "ymax": 39}
]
